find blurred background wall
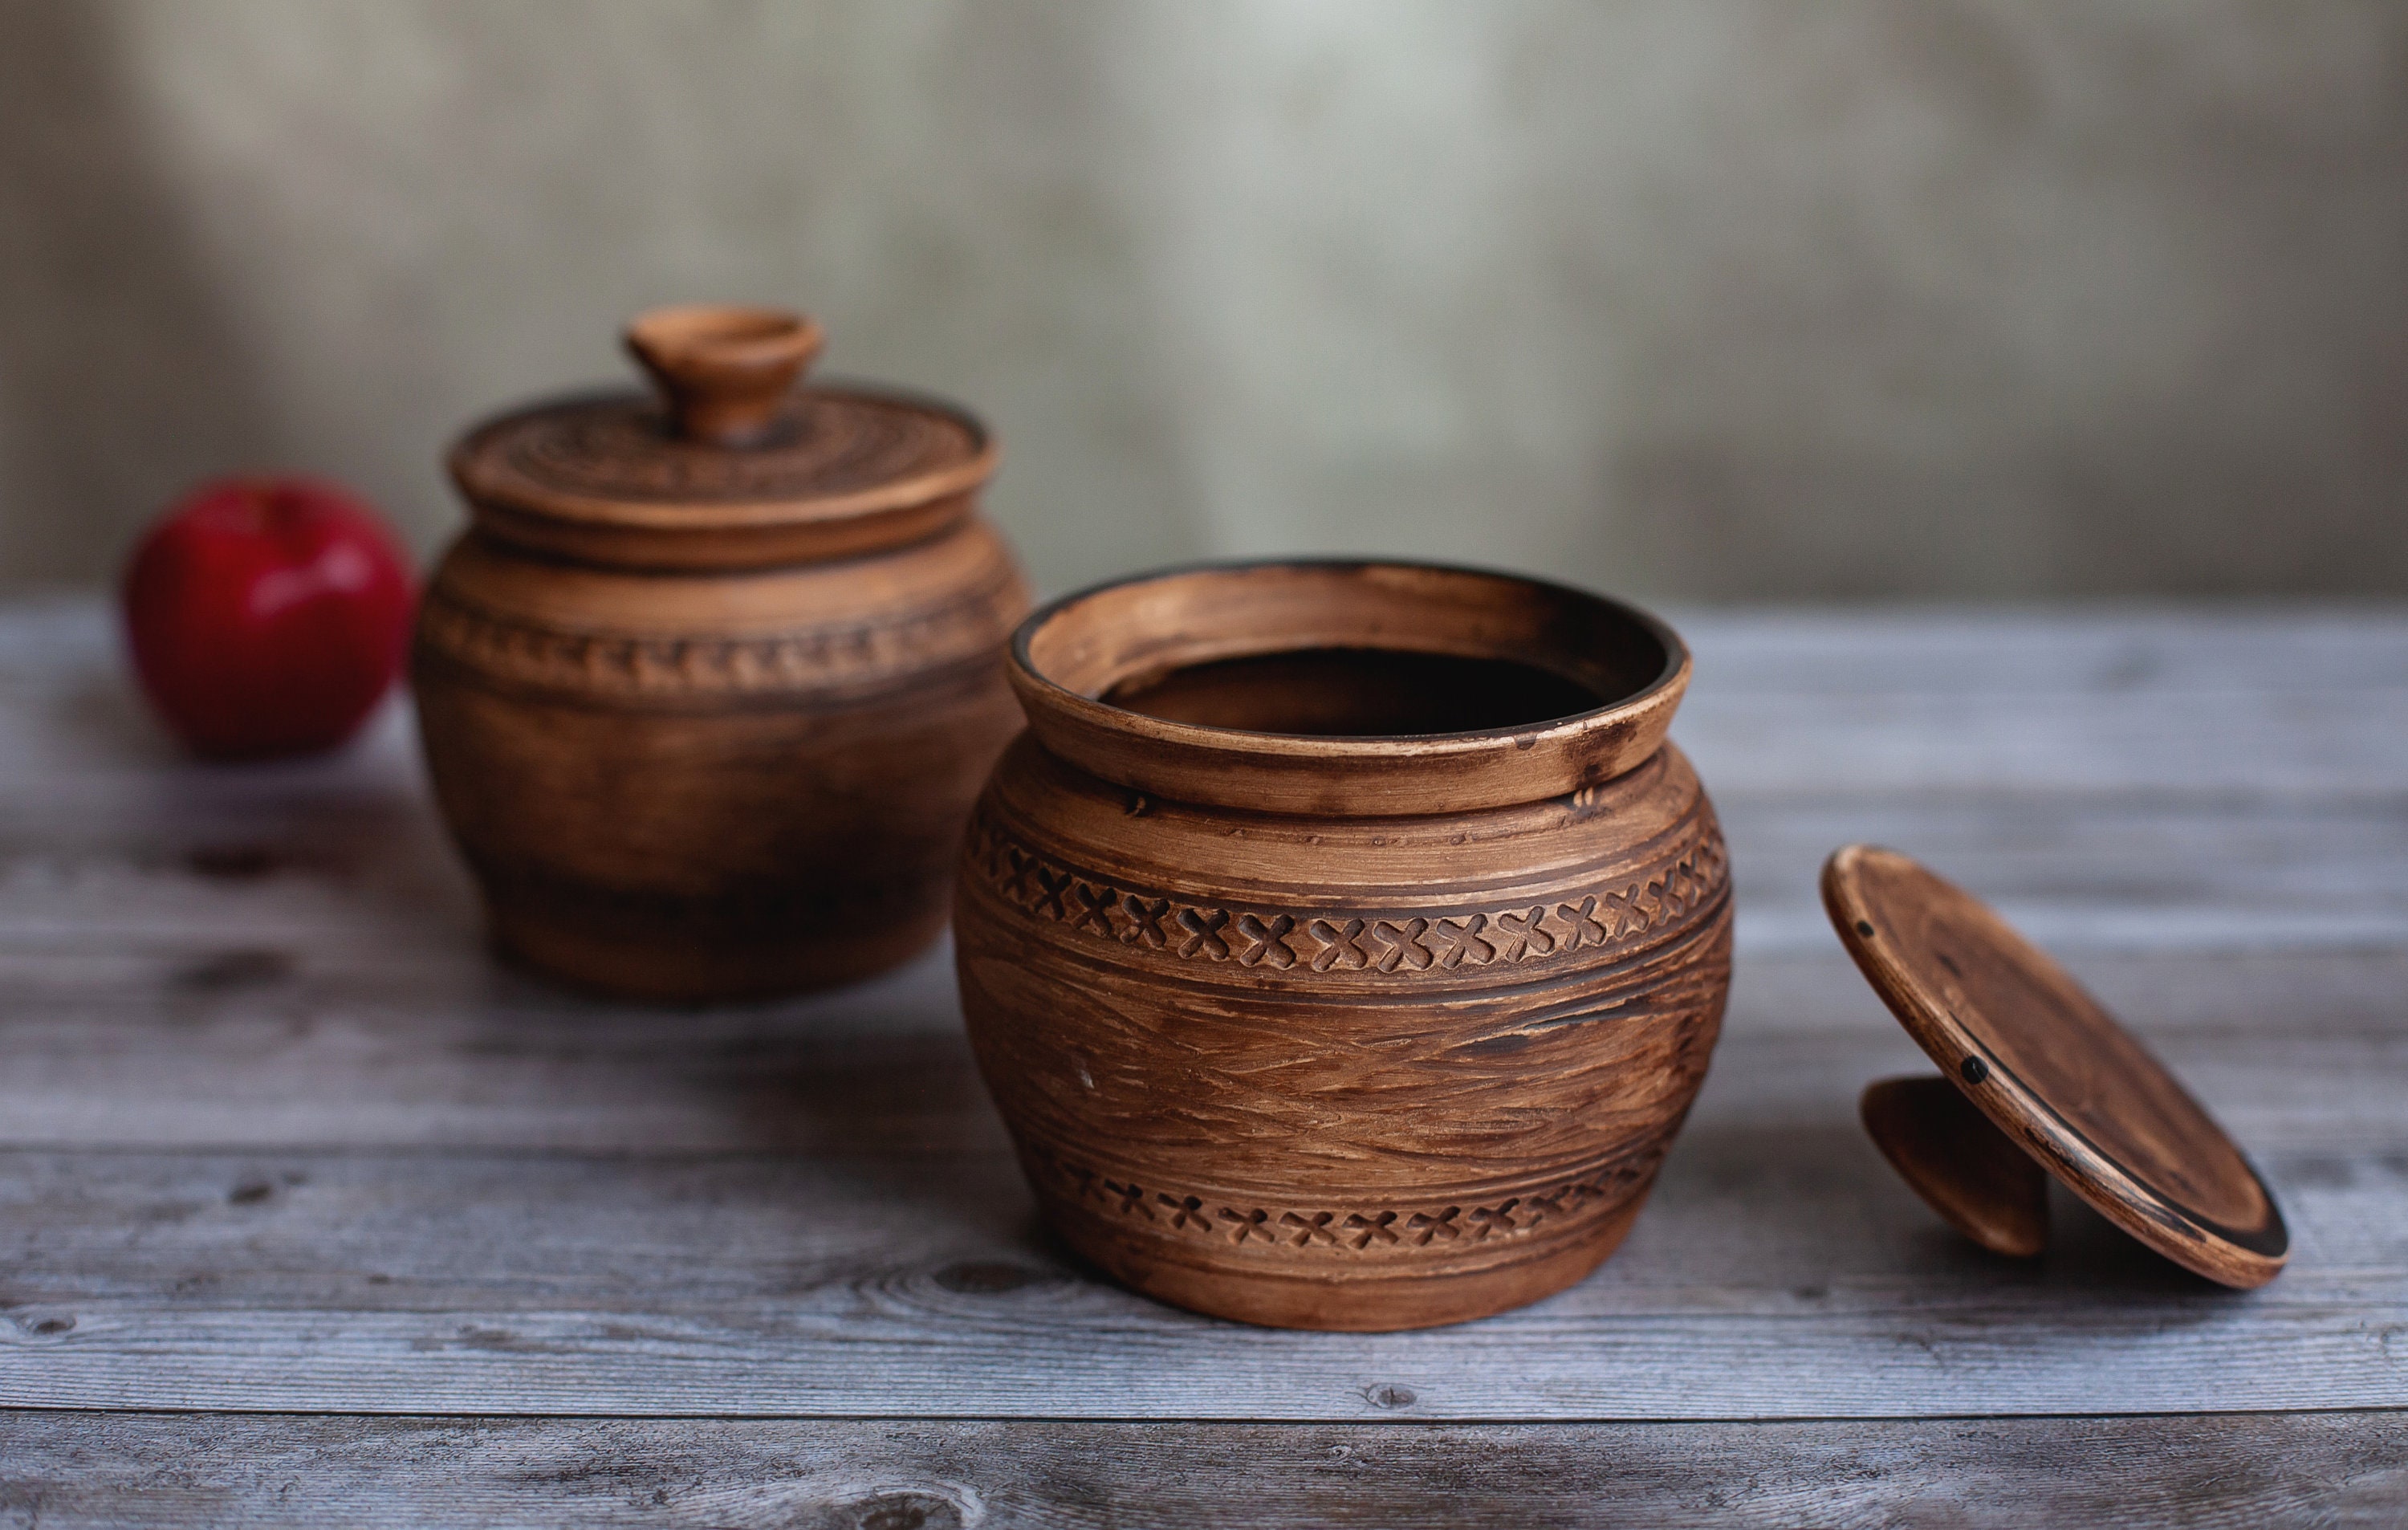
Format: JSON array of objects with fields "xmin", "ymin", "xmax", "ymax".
[{"xmin": 2, "ymin": 0, "xmax": 2403, "ymax": 601}]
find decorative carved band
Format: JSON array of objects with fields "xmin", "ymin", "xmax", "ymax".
[
  {"xmin": 415, "ymin": 568, "xmax": 1019, "ymax": 699},
  {"xmin": 1030, "ymin": 1143, "xmax": 1662, "ymax": 1256},
  {"xmin": 964, "ymin": 810, "xmax": 1728, "ymax": 975}
]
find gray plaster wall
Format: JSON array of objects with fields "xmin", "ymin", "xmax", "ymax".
[{"xmin": 2, "ymin": 0, "xmax": 2402, "ymax": 600}]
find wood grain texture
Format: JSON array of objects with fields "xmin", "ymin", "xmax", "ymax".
[
  {"xmin": 414, "ymin": 308, "xmax": 1030, "ymax": 1001},
  {"xmin": 960, "ymin": 564, "xmax": 1731, "ymax": 1329},
  {"xmin": 1674, "ymin": 607, "xmax": 2408, "ymax": 807},
  {"xmin": 1, "ymin": 601, "xmax": 2405, "ymax": 1443},
  {"xmin": 4, "ymin": 1413, "xmax": 2405, "ymax": 1529},
  {"xmin": 0, "ymin": 939, "xmax": 2400, "ymax": 1157},
  {"xmin": 2, "ymin": 1124, "xmax": 2402, "ymax": 1418}
]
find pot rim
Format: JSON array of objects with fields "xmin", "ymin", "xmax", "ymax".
[{"xmin": 1007, "ymin": 557, "xmax": 1692, "ymax": 816}]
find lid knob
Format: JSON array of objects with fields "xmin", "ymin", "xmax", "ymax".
[{"xmin": 624, "ymin": 304, "xmax": 824, "ymax": 447}]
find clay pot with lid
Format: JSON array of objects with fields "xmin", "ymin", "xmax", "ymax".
[
  {"xmin": 413, "ymin": 306, "xmax": 1029, "ymax": 1001},
  {"xmin": 954, "ymin": 561, "xmax": 1732, "ymax": 1329}
]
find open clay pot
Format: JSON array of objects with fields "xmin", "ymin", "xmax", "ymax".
[
  {"xmin": 413, "ymin": 305, "xmax": 1029, "ymax": 1002},
  {"xmin": 954, "ymin": 561, "xmax": 1732, "ymax": 1329}
]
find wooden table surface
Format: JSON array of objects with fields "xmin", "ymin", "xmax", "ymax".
[{"xmin": 2, "ymin": 598, "xmax": 2404, "ymax": 1527}]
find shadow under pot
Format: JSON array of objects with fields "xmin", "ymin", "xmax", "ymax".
[
  {"xmin": 413, "ymin": 305, "xmax": 1030, "ymax": 1002},
  {"xmin": 954, "ymin": 560, "xmax": 1732, "ymax": 1329}
]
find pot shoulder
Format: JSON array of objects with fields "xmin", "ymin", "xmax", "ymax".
[
  {"xmin": 963, "ymin": 732, "xmax": 1727, "ymax": 987},
  {"xmin": 413, "ymin": 515, "xmax": 1027, "ymax": 708}
]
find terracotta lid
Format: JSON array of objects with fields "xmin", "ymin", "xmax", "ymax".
[
  {"xmin": 449, "ymin": 304, "xmax": 996, "ymax": 571},
  {"xmin": 1824, "ymin": 844, "xmax": 2288, "ymax": 1289}
]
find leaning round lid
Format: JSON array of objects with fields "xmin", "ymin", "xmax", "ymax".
[
  {"xmin": 449, "ymin": 304, "xmax": 996, "ymax": 571},
  {"xmin": 1823, "ymin": 844, "xmax": 2288, "ymax": 1289}
]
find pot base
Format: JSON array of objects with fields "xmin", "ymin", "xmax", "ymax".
[
  {"xmin": 489, "ymin": 897, "xmax": 947, "ymax": 1005},
  {"xmin": 1043, "ymin": 1184, "xmax": 1652, "ymax": 1332}
]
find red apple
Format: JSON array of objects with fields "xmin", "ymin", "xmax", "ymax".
[{"xmin": 121, "ymin": 476, "xmax": 416, "ymax": 760}]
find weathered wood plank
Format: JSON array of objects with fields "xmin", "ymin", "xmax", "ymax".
[
  {"xmin": 1668, "ymin": 605, "xmax": 2408, "ymax": 694},
  {"xmin": 6, "ymin": 795, "xmax": 2406, "ymax": 962},
  {"xmin": 1719, "ymin": 799, "xmax": 2408, "ymax": 954},
  {"xmin": 0, "ymin": 946, "xmax": 2397, "ymax": 1152},
  {"xmin": 3, "ymin": 1410, "xmax": 2405, "ymax": 1528},
  {"xmin": 14, "ymin": 600, "xmax": 2406, "ymax": 706},
  {"xmin": 4, "ymin": 602, "xmax": 2405, "ymax": 962},
  {"xmin": 6, "ymin": 604, "xmax": 2408, "ymax": 817},
  {"xmin": 2, "ymin": 1132, "xmax": 2398, "ymax": 1317},
  {"xmin": 0, "ymin": 600, "xmax": 2402, "ymax": 1430},
  {"xmin": 2, "ymin": 1120, "xmax": 2402, "ymax": 1418}
]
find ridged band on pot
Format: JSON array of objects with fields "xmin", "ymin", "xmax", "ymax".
[
  {"xmin": 413, "ymin": 305, "xmax": 1031, "ymax": 1003},
  {"xmin": 954, "ymin": 560, "xmax": 1732, "ymax": 1329}
]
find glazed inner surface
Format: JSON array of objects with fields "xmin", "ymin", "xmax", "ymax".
[{"xmin": 1104, "ymin": 646, "xmax": 1608, "ymax": 737}]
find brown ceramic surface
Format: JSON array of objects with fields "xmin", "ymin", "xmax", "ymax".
[
  {"xmin": 1824, "ymin": 844, "xmax": 2287, "ymax": 1288},
  {"xmin": 414, "ymin": 305, "xmax": 1030, "ymax": 1002},
  {"xmin": 1861, "ymin": 1074, "xmax": 2049, "ymax": 1258},
  {"xmin": 954, "ymin": 562, "xmax": 1732, "ymax": 1329}
]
